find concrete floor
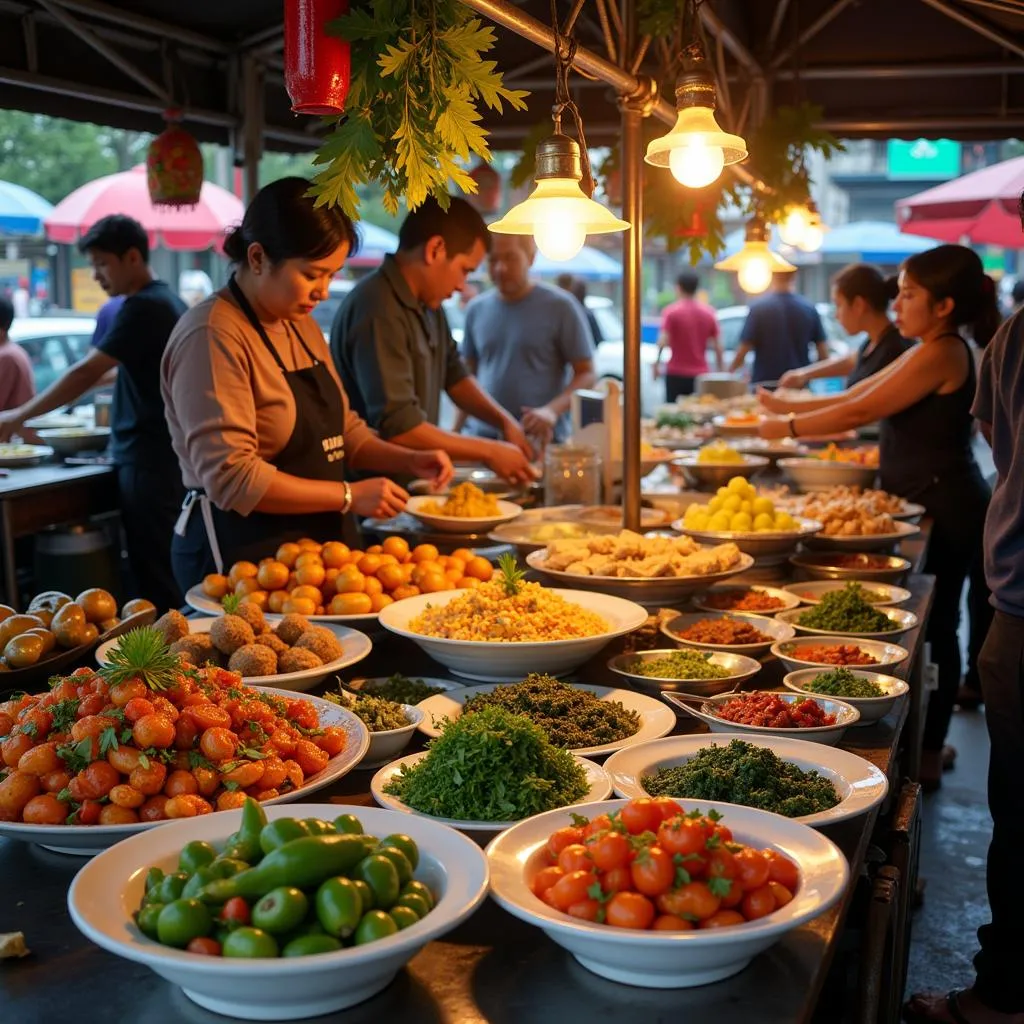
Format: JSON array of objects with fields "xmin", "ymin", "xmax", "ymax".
[{"xmin": 904, "ymin": 707, "xmax": 993, "ymax": 1001}]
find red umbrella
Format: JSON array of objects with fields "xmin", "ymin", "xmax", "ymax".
[
  {"xmin": 895, "ymin": 155, "xmax": 1024, "ymax": 247},
  {"xmin": 45, "ymin": 165, "xmax": 244, "ymax": 251}
]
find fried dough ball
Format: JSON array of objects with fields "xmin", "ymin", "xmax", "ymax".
[
  {"xmin": 294, "ymin": 627, "xmax": 343, "ymax": 664},
  {"xmin": 232, "ymin": 602, "xmax": 266, "ymax": 633},
  {"xmin": 170, "ymin": 633, "xmax": 217, "ymax": 667},
  {"xmin": 253, "ymin": 632, "xmax": 289, "ymax": 656},
  {"xmin": 278, "ymin": 647, "xmax": 323, "ymax": 674},
  {"xmin": 210, "ymin": 614, "xmax": 256, "ymax": 655},
  {"xmin": 275, "ymin": 613, "xmax": 311, "ymax": 646},
  {"xmin": 228, "ymin": 643, "xmax": 279, "ymax": 677},
  {"xmin": 153, "ymin": 609, "xmax": 189, "ymax": 646}
]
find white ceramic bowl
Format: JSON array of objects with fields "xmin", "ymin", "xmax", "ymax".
[
  {"xmin": 692, "ymin": 584, "xmax": 802, "ymax": 614},
  {"xmin": 404, "ymin": 494, "xmax": 523, "ymax": 534},
  {"xmin": 603, "ymin": 733, "xmax": 889, "ymax": 827},
  {"xmin": 0, "ymin": 689, "xmax": 369, "ymax": 855},
  {"xmin": 35, "ymin": 426, "xmax": 111, "ymax": 454},
  {"xmin": 486, "ymin": 797, "xmax": 849, "ymax": 988},
  {"xmin": 672, "ymin": 453, "xmax": 769, "ymax": 490},
  {"xmin": 96, "ymin": 616, "xmax": 373, "ymax": 692},
  {"xmin": 183, "ymin": 584, "xmax": 380, "ymax": 626},
  {"xmin": 664, "ymin": 690, "xmax": 859, "ymax": 746},
  {"xmin": 770, "ymin": 637, "xmax": 910, "ymax": 674},
  {"xmin": 801, "ymin": 520, "xmax": 921, "ymax": 552},
  {"xmin": 774, "ymin": 606, "xmax": 919, "ymax": 640},
  {"xmin": 371, "ymin": 751, "xmax": 611, "ymax": 833},
  {"xmin": 357, "ymin": 704, "xmax": 424, "ymax": 769},
  {"xmin": 782, "ymin": 580, "xmax": 912, "ymax": 607},
  {"xmin": 672, "ymin": 516, "xmax": 823, "ymax": 566},
  {"xmin": 661, "ymin": 611, "xmax": 795, "ymax": 657},
  {"xmin": 67, "ymin": 804, "xmax": 489, "ymax": 1020},
  {"xmin": 778, "ymin": 457, "xmax": 877, "ymax": 491},
  {"xmin": 376, "ymin": 588, "xmax": 649, "ymax": 682},
  {"xmin": 782, "ymin": 669, "xmax": 910, "ymax": 725},
  {"xmin": 413, "ymin": 682, "xmax": 676, "ymax": 758},
  {"xmin": 606, "ymin": 648, "xmax": 762, "ymax": 698},
  {"xmin": 525, "ymin": 549, "xmax": 756, "ymax": 608}
]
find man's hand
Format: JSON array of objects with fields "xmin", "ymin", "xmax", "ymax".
[
  {"xmin": 406, "ymin": 449, "xmax": 455, "ymax": 491},
  {"xmin": 520, "ymin": 405, "xmax": 557, "ymax": 447},
  {"xmin": 756, "ymin": 386, "xmax": 790, "ymax": 414},
  {"xmin": 778, "ymin": 368, "xmax": 807, "ymax": 389},
  {"xmin": 759, "ymin": 415, "xmax": 792, "ymax": 440},
  {"xmin": 482, "ymin": 440, "xmax": 538, "ymax": 486},
  {"xmin": 0, "ymin": 410, "xmax": 25, "ymax": 443},
  {"xmin": 349, "ymin": 478, "xmax": 409, "ymax": 519},
  {"xmin": 501, "ymin": 417, "xmax": 534, "ymax": 460}
]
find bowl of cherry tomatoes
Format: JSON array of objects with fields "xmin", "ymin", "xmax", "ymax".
[{"xmin": 486, "ymin": 797, "xmax": 848, "ymax": 989}]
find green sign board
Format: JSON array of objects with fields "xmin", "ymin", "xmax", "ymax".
[{"xmin": 887, "ymin": 139, "xmax": 962, "ymax": 180}]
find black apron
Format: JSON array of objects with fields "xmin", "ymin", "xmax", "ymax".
[{"xmin": 171, "ymin": 276, "xmax": 348, "ymax": 587}]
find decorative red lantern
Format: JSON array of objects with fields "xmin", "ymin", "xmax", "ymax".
[
  {"xmin": 285, "ymin": 0, "xmax": 351, "ymax": 116},
  {"xmin": 468, "ymin": 162, "xmax": 502, "ymax": 214},
  {"xmin": 674, "ymin": 208, "xmax": 708, "ymax": 238},
  {"xmin": 146, "ymin": 109, "xmax": 204, "ymax": 208}
]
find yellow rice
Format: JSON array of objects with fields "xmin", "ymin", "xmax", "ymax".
[{"xmin": 408, "ymin": 580, "xmax": 608, "ymax": 641}]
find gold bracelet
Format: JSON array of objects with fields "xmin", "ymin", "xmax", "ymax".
[{"xmin": 340, "ymin": 481, "xmax": 353, "ymax": 514}]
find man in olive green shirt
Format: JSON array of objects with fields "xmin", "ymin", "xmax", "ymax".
[{"xmin": 330, "ymin": 197, "xmax": 534, "ymax": 484}]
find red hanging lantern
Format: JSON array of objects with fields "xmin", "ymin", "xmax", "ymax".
[
  {"xmin": 285, "ymin": 0, "xmax": 351, "ymax": 116},
  {"xmin": 147, "ymin": 109, "xmax": 203, "ymax": 208},
  {"xmin": 674, "ymin": 208, "xmax": 708, "ymax": 238},
  {"xmin": 468, "ymin": 163, "xmax": 502, "ymax": 214}
]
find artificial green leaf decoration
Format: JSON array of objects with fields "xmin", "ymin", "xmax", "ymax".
[{"xmin": 310, "ymin": 0, "xmax": 529, "ymax": 218}]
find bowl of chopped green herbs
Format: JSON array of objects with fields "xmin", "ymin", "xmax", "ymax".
[
  {"xmin": 604, "ymin": 734, "xmax": 888, "ymax": 827},
  {"xmin": 782, "ymin": 580, "xmax": 912, "ymax": 607},
  {"xmin": 782, "ymin": 668, "xmax": 910, "ymax": 725},
  {"xmin": 606, "ymin": 648, "xmax": 762, "ymax": 697},
  {"xmin": 371, "ymin": 705, "xmax": 611, "ymax": 833},
  {"xmin": 775, "ymin": 583, "xmax": 919, "ymax": 639},
  {"xmin": 413, "ymin": 674, "xmax": 675, "ymax": 758},
  {"xmin": 323, "ymin": 688, "xmax": 425, "ymax": 768}
]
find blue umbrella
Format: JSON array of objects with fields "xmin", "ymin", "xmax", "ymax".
[
  {"xmin": 819, "ymin": 219, "xmax": 942, "ymax": 262},
  {"xmin": 532, "ymin": 245, "xmax": 622, "ymax": 280},
  {"xmin": 0, "ymin": 180, "xmax": 53, "ymax": 236}
]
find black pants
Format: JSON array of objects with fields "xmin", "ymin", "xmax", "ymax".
[
  {"xmin": 665, "ymin": 375, "xmax": 696, "ymax": 401},
  {"xmin": 964, "ymin": 551, "xmax": 994, "ymax": 693},
  {"xmin": 974, "ymin": 610, "xmax": 1024, "ymax": 1011},
  {"xmin": 915, "ymin": 478, "xmax": 990, "ymax": 752},
  {"xmin": 118, "ymin": 463, "xmax": 185, "ymax": 611}
]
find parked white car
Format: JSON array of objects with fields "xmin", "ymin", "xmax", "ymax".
[{"xmin": 10, "ymin": 315, "xmax": 97, "ymax": 393}]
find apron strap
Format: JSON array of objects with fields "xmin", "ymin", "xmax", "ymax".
[
  {"xmin": 173, "ymin": 489, "xmax": 225, "ymax": 576},
  {"xmin": 228, "ymin": 274, "xmax": 318, "ymax": 370}
]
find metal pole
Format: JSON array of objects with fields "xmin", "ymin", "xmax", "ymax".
[
  {"xmin": 242, "ymin": 56, "xmax": 264, "ymax": 203},
  {"xmin": 917, "ymin": 0, "xmax": 1024, "ymax": 61}
]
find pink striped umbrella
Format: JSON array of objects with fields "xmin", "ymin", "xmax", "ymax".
[{"xmin": 45, "ymin": 165, "xmax": 244, "ymax": 251}]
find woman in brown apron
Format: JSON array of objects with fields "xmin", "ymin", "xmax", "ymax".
[{"xmin": 161, "ymin": 177, "xmax": 452, "ymax": 589}]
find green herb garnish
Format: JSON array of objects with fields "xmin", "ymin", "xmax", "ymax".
[
  {"xmin": 797, "ymin": 583, "xmax": 893, "ymax": 634},
  {"xmin": 642, "ymin": 738, "xmax": 840, "ymax": 818},
  {"xmin": 801, "ymin": 667, "xmax": 885, "ymax": 698},
  {"xmin": 629, "ymin": 651, "xmax": 731, "ymax": 680},
  {"xmin": 497, "ymin": 552, "xmax": 526, "ymax": 596},
  {"xmin": 384, "ymin": 705, "xmax": 588, "ymax": 822},
  {"xmin": 100, "ymin": 626, "xmax": 181, "ymax": 692},
  {"xmin": 324, "ymin": 689, "xmax": 411, "ymax": 731}
]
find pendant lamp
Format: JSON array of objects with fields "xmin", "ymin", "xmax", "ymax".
[{"xmin": 715, "ymin": 213, "xmax": 796, "ymax": 295}]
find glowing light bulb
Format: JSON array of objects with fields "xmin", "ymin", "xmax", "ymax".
[
  {"xmin": 533, "ymin": 218, "xmax": 587, "ymax": 262},
  {"xmin": 778, "ymin": 206, "xmax": 811, "ymax": 247},
  {"xmin": 800, "ymin": 225, "xmax": 824, "ymax": 253},
  {"xmin": 737, "ymin": 255, "xmax": 774, "ymax": 294},
  {"xmin": 668, "ymin": 138, "xmax": 726, "ymax": 188}
]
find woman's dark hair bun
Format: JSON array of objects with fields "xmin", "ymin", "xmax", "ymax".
[
  {"xmin": 883, "ymin": 275, "xmax": 899, "ymax": 302},
  {"xmin": 226, "ymin": 177, "xmax": 359, "ymax": 267},
  {"xmin": 831, "ymin": 263, "xmax": 893, "ymax": 313}
]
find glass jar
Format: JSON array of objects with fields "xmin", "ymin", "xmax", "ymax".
[{"xmin": 543, "ymin": 444, "xmax": 603, "ymax": 507}]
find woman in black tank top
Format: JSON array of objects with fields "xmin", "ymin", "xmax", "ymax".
[{"xmin": 761, "ymin": 245, "xmax": 1001, "ymax": 788}]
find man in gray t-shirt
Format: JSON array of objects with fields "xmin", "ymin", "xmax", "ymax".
[{"xmin": 456, "ymin": 235, "xmax": 596, "ymax": 447}]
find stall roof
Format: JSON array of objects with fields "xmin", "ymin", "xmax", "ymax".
[{"xmin": 1, "ymin": 0, "xmax": 1023, "ymax": 151}]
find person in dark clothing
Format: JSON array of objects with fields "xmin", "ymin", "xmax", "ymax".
[
  {"xmin": 777, "ymin": 263, "xmax": 911, "ymax": 389},
  {"xmin": 729, "ymin": 269, "xmax": 828, "ymax": 384},
  {"xmin": 759, "ymin": 244, "xmax": 999, "ymax": 791},
  {"xmin": 555, "ymin": 273, "xmax": 602, "ymax": 347},
  {"xmin": 0, "ymin": 215, "xmax": 188, "ymax": 610}
]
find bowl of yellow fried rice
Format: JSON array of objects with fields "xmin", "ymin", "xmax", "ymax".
[{"xmin": 376, "ymin": 578, "xmax": 649, "ymax": 682}]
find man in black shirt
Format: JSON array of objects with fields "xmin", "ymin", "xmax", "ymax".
[{"xmin": 0, "ymin": 215, "xmax": 187, "ymax": 609}]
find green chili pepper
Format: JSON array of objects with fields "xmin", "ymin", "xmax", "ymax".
[
  {"xmin": 182, "ymin": 866, "xmax": 218, "ymax": 901},
  {"xmin": 144, "ymin": 867, "xmax": 165, "ymax": 893},
  {"xmin": 219, "ymin": 798, "xmax": 268, "ymax": 863},
  {"xmin": 333, "ymin": 813, "xmax": 364, "ymax": 835},
  {"xmin": 179, "ymin": 840, "xmax": 217, "ymax": 875},
  {"xmin": 199, "ymin": 834, "xmax": 369, "ymax": 903}
]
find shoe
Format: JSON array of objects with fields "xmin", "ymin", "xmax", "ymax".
[{"xmin": 942, "ymin": 744, "xmax": 957, "ymax": 772}]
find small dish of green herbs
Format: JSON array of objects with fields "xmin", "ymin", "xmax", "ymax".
[
  {"xmin": 627, "ymin": 650, "xmax": 732, "ymax": 680},
  {"xmin": 641, "ymin": 738, "xmax": 840, "ymax": 818},
  {"xmin": 796, "ymin": 667, "xmax": 885, "ymax": 699},
  {"xmin": 355, "ymin": 673, "xmax": 450, "ymax": 704},
  {"xmin": 323, "ymin": 688, "xmax": 414, "ymax": 732},
  {"xmin": 379, "ymin": 705, "xmax": 592, "ymax": 824},
  {"xmin": 787, "ymin": 583, "xmax": 897, "ymax": 634}
]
